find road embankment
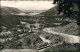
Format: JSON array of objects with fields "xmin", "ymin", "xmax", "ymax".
[{"xmin": 43, "ymin": 28, "xmax": 80, "ymax": 43}]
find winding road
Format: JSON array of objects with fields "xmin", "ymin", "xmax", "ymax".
[
  {"xmin": 43, "ymin": 28, "xmax": 80, "ymax": 43},
  {"xmin": 38, "ymin": 28, "xmax": 80, "ymax": 51}
]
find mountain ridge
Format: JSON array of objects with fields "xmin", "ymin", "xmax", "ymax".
[{"xmin": 0, "ymin": 6, "xmax": 21, "ymax": 15}]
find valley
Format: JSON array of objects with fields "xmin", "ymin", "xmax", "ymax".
[{"xmin": 0, "ymin": 5, "xmax": 80, "ymax": 52}]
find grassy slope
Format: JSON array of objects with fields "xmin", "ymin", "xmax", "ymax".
[{"xmin": 52, "ymin": 23, "xmax": 80, "ymax": 36}]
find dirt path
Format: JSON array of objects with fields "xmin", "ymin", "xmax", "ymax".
[{"xmin": 43, "ymin": 28, "xmax": 80, "ymax": 43}]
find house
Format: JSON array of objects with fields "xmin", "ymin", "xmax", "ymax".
[
  {"xmin": 20, "ymin": 21, "xmax": 28, "ymax": 25},
  {"xmin": 40, "ymin": 35, "xmax": 51, "ymax": 44}
]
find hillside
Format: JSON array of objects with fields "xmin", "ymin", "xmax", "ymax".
[
  {"xmin": 39, "ymin": 4, "xmax": 80, "ymax": 36},
  {"xmin": 52, "ymin": 23, "xmax": 80, "ymax": 36},
  {"xmin": 0, "ymin": 6, "xmax": 21, "ymax": 15},
  {"xmin": 40, "ymin": 5, "xmax": 78, "ymax": 19},
  {"xmin": 40, "ymin": 5, "xmax": 63, "ymax": 17}
]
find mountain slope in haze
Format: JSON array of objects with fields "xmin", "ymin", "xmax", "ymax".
[
  {"xmin": 0, "ymin": 6, "xmax": 21, "ymax": 15},
  {"xmin": 40, "ymin": 6, "xmax": 59, "ymax": 16}
]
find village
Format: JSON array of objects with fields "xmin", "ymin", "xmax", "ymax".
[
  {"xmin": 0, "ymin": 18, "xmax": 42, "ymax": 42},
  {"xmin": 0, "ymin": 16, "xmax": 64, "ymax": 50}
]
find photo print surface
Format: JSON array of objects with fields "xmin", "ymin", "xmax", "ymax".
[{"xmin": 0, "ymin": 0, "xmax": 80, "ymax": 52}]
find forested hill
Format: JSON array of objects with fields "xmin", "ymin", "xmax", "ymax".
[{"xmin": 0, "ymin": 6, "xmax": 21, "ymax": 15}]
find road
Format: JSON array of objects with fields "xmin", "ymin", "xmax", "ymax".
[
  {"xmin": 43, "ymin": 28, "xmax": 80, "ymax": 43},
  {"xmin": 37, "ymin": 28, "xmax": 80, "ymax": 51},
  {"xmin": 1, "ymin": 49, "xmax": 37, "ymax": 52},
  {"xmin": 1, "ymin": 28, "xmax": 80, "ymax": 52}
]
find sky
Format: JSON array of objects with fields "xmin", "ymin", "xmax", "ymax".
[{"xmin": 1, "ymin": 1, "xmax": 55, "ymax": 11}]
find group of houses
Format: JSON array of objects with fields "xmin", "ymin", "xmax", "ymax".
[
  {"xmin": 20, "ymin": 20, "xmax": 41, "ymax": 33},
  {"xmin": 0, "ymin": 20, "xmax": 42, "ymax": 42}
]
